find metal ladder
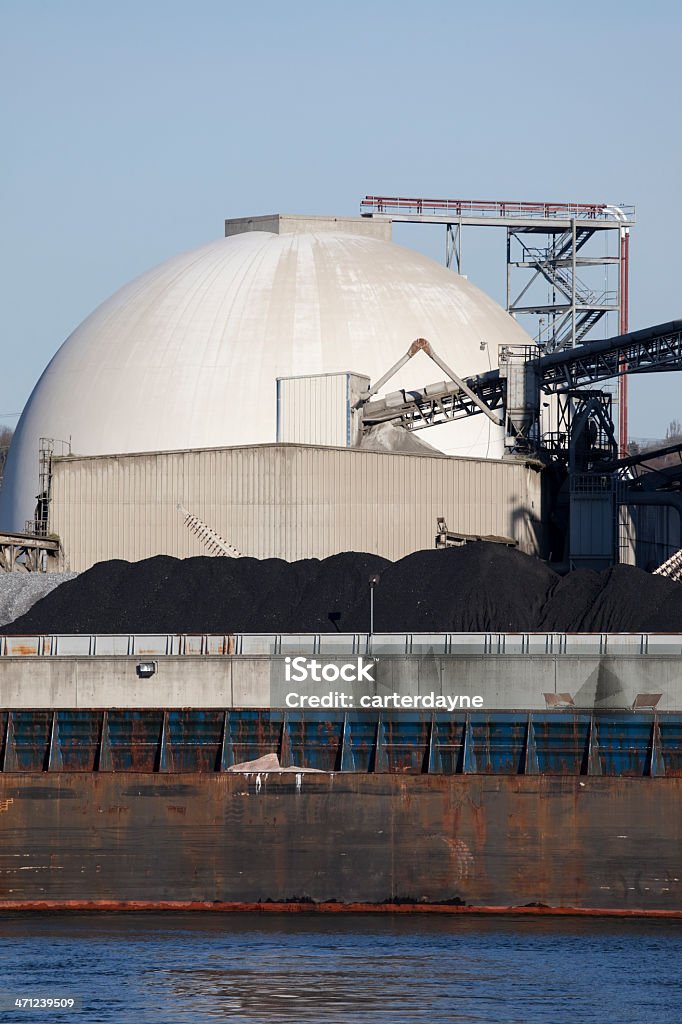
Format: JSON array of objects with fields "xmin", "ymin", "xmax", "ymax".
[{"xmin": 176, "ymin": 505, "xmax": 242, "ymax": 557}]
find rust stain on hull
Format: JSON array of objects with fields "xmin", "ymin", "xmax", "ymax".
[
  {"xmin": 0, "ymin": 905, "xmax": 675, "ymax": 921},
  {"xmin": 0, "ymin": 901, "xmax": 681, "ymax": 918},
  {"xmin": 0, "ymin": 773, "xmax": 680, "ymax": 916}
]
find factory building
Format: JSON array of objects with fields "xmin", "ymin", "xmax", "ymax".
[
  {"xmin": 0, "ymin": 214, "xmax": 543, "ymax": 570},
  {"xmin": 2, "ymin": 203, "xmax": 680, "ymax": 575},
  {"xmin": 49, "ymin": 443, "xmax": 543, "ymax": 571}
]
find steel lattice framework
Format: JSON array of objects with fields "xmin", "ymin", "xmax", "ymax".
[
  {"xmin": 360, "ymin": 193, "xmax": 635, "ymax": 451},
  {"xmin": 360, "ymin": 195, "xmax": 634, "ymax": 350},
  {"xmin": 361, "ymin": 320, "xmax": 682, "ymax": 433},
  {"xmin": 540, "ymin": 320, "xmax": 682, "ymax": 390}
]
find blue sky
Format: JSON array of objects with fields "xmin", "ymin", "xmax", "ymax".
[{"xmin": 2, "ymin": 0, "xmax": 680, "ymax": 438}]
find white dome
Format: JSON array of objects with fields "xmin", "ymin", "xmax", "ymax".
[{"xmin": 0, "ymin": 230, "xmax": 532, "ymax": 531}]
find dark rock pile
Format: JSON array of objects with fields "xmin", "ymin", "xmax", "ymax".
[{"xmin": 2, "ymin": 543, "xmax": 681, "ymax": 634}]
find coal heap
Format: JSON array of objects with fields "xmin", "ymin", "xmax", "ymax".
[{"xmin": 3, "ymin": 544, "xmax": 682, "ymax": 634}]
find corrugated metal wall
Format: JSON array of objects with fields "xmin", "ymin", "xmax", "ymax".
[
  {"xmin": 276, "ymin": 372, "xmax": 369, "ymax": 447},
  {"xmin": 50, "ymin": 444, "xmax": 543, "ymax": 570},
  {"xmin": 619, "ymin": 503, "xmax": 682, "ymax": 569}
]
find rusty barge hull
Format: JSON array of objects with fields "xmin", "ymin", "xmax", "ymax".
[
  {"xmin": 1, "ymin": 707, "xmax": 681, "ymax": 915},
  {"xmin": 0, "ymin": 773, "xmax": 681, "ymax": 915}
]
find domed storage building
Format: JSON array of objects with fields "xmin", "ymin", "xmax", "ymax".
[{"xmin": 0, "ymin": 215, "xmax": 544, "ymax": 570}]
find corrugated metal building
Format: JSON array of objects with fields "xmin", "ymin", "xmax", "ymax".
[
  {"xmin": 276, "ymin": 372, "xmax": 369, "ymax": 448},
  {"xmin": 1, "ymin": 218, "xmax": 534, "ymax": 534},
  {"xmin": 49, "ymin": 444, "xmax": 543, "ymax": 571}
]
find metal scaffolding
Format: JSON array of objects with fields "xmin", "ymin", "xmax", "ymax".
[
  {"xmin": 360, "ymin": 197, "xmax": 634, "ymax": 350},
  {"xmin": 24, "ymin": 437, "xmax": 72, "ymax": 539},
  {"xmin": 360, "ymin": 195, "xmax": 635, "ymax": 450}
]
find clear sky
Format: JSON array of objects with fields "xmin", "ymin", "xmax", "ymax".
[{"xmin": 2, "ymin": 0, "xmax": 680, "ymax": 440}]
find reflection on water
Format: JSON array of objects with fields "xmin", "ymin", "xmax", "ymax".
[{"xmin": 0, "ymin": 913, "xmax": 681, "ymax": 1023}]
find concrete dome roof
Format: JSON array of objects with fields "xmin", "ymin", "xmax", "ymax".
[{"xmin": 0, "ymin": 230, "xmax": 531, "ymax": 531}]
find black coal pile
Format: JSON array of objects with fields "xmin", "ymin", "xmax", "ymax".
[
  {"xmin": 2, "ymin": 543, "xmax": 682, "ymax": 634},
  {"xmin": 536, "ymin": 564, "xmax": 682, "ymax": 633}
]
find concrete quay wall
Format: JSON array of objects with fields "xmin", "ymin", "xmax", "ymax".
[{"xmin": 0, "ymin": 654, "xmax": 678, "ymax": 710}]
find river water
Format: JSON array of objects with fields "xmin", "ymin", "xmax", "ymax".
[{"xmin": 0, "ymin": 913, "xmax": 680, "ymax": 1023}]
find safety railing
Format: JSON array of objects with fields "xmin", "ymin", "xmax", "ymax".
[
  {"xmin": 361, "ymin": 196, "xmax": 636, "ymax": 222},
  {"xmin": 1, "ymin": 632, "xmax": 681, "ymax": 657}
]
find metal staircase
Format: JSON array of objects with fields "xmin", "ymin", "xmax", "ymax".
[{"xmin": 516, "ymin": 231, "xmax": 614, "ymax": 351}]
